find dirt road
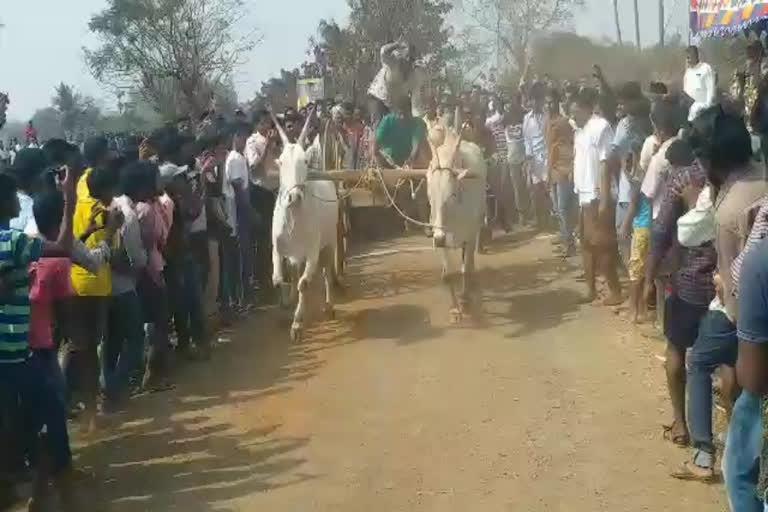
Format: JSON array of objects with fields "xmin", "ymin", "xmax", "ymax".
[{"xmin": 72, "ymin": 231, "xmax": 727, "ymax": 511}]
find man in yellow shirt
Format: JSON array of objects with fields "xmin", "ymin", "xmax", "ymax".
[{"xmin": 67, "ymin": 136, "xmax": 118, "ymax": 429}]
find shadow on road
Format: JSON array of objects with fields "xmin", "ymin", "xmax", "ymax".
[
  {"xmin": 73, "ymin": 312, "xmax": 322, "ymax": 511},
  {"xmin": 70, "ymin": 235, "xmax": 581, "ymax": 510}
]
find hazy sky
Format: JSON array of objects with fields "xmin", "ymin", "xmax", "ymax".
[{"xmin": 0, "ymin": 0, "xmax": 689, "ymax": 120}]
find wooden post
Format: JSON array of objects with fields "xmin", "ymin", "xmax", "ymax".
[
  {"xmin": 613, "ymin": 0, "xmax": 623, "ymax": 46},
  {"xmin": 633, "ymin": 0, "xmax": 641, "ymax": 50},
  {"xmin": 659, "ymin": 0, "xmax": 665, "ymax": 47}
]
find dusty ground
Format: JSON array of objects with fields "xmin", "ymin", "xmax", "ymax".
[{"xmin": 67, "ymin": 230, "xmax": 727, "ymax": 511}]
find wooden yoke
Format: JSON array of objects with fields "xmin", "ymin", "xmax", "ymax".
[{"xmin": 305, "ymin": 168, "xmax": 474, "ymax": 184}]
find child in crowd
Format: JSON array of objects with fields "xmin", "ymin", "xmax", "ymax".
[{"xmin": 30, "ymin": 190, "xmax": 121, "ymax": 407}]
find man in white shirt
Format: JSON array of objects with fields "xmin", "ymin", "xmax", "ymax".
[
  {"xmin": 224, "ymin": 122, "xmax": 253, "ymax": 305},
  {"xmin": 683, "ymin": 45, "xmax": 717, "ymax": 122},
  {"xmin": 522, "ymin": 82, "xmax": 550, "ymax": 229},
  {"xmin": 245, "ymin": 109, "xmax": 280, "ymax": 300},
  {"xmin": 245, "ymin": 110, "xmax": 278, "ymax": 190},
  {"xmin": 572, "ymin": 89, "xmax": 622, "ymax": 305}
]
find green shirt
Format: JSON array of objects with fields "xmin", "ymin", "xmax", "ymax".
[
  {"xmin": 375, "ymin": 113, "xmax": 427, "ymax": 166},
  {"xmin": 0, "ymin": 227, "xmax": 43, "ymax": 364}
]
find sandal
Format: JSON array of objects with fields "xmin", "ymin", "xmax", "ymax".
[
  {"xmin": 140, "ymin": 381, "xmax": 176, "ymax": 394},
  {"xmin": 662, "ymin": 423, "xmax": 690, "ymax": 447},
  {"xmin": 670, "ymin": 461, "xmax": 715, "ymax": 483}
]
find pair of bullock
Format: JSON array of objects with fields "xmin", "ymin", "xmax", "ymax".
[{"xmin": 270, "ymin": 110, "xmax": 487, "ymax": 341}]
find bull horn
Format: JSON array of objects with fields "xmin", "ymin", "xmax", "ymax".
[
  {"xmin": 453, "ymin": 106, "xmax": 462, "ymax": 137},
  {"xmin": 448, "ymin": 124, "xmax": 466, "ymax": 168},
  {"xmin": 270, "ymin": 111, "xmax": 289, "ymax": 146},
  {"xmin": 297, "ymin": 105, "xmax": 316, "ymax": 149}
]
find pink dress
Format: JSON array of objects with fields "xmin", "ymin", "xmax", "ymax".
[{"xmin": 29, "ymin": 258, "xmax": 75, "ymax": 350}]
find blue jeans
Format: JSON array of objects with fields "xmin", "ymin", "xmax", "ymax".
[
  {"xmin": 103, "ymin": 290, "xmax": 145, "ymax": 403},
  {"xmin": 168, "ymin": 255, "xmax": 207, "ymax": 349},
  {"xmin": 0, "ymin": 357, "xmax": 71, "ymax": 474},
  {"xmin": 688, "ymin": 310, "xmax": 738, "ymax": 463},
  {"xmin": 219, "ymin": 235, "xmax": 240, "ymax": 312},
  {"xmin": 550, "ymin": 182, "xmax": 574, "ymax": 248},
  {"xmin": 31, "ymin": 349, "xmax": 67, "ymax": 407},
  {"xmin": 724, "ymin": 390, "xmax": 763, "ymax": 512}
]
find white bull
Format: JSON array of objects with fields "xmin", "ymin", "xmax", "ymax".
[
  {"xmin": 425, "ymin": 124, "xmax": 488, "ymax": 322},
  {"xmin": 271, "ymin": 111, "xmax": 339, "ymax": 342}
]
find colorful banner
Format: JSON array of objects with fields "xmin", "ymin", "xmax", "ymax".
[{"xmin": 691, "ymin": 0, "xmax": 768, "ymax": 38}]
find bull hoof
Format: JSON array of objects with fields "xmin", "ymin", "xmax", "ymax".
[
  {"xmin": 323, "ymin": 306, "xmax": 336, "ymax": 320},
  {"xmin": 290, "ymin": 325, "xmax": 303, "ymax": 343},
  {"xmin": 449, "ymin": 308, "xmax": 463, "ymax": 325}
]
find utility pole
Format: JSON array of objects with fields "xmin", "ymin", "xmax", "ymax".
[
  {"xmin": 633, "ymin": 0, "xmax": 641, "ymax": 50},
  {"xmin": 659, "ymin": 0, "xmax": 665, "ymax": 47},
  {"xmin": 613, "ymin": 0, "xmax": 623, "ymax": 46},
  {"xmin": 496, "ymin": 0, "xmax": 502, "ymax": 73}
]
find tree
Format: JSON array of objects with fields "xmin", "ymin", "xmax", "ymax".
[
  {"xmin": 251, "ymin": 68, "xmax": 299, "ymax": 112},
  {"xmin": 310, "ymin": 0, "xmax": 455, "ymax": 102},
  {"xmin": 461, "ymin": 0, "xmax": 584, "ymax": 71},
  {"xmin": 51, "ymin": 83, "xmax": 105, "ymax": 137},
  {"xmin": 84, "ymin": 0, "xmax": 257, "ymax": 121},
  {"xmin": 30, "ymin": 107, "xmax": 65, "ymax": 141},
  {"xmin": 52, "ymin": 83, "xmax": 83, "ymax": 135}
]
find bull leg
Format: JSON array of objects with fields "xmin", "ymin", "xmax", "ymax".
[
  {"xmin": 441, "ymin": 248, "xmax": 462, "ymax": 324},
  {"xmin": 291, "ymin": 255, "xmax": 319, "ymax": 343},
  {"xmin": 272, "ymin": 243, "xmax": 283, "ymax": 287},
  {"xmin": 460, "ymin": 243, "xmax": 476, "ymax": 314},
  {"xmin": 288, "ymin": 261, "xmax": 301, "ymax": 306},
  {"xmin": 321, "ymin": 247, "xmax": 336, "ymax": 320}
]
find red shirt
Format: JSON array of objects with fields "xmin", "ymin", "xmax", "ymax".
[{"xmin": 29, "ymin": 258, "xmax": 75, "ymax": 350}]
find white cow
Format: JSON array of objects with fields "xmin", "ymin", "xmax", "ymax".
[
  {"xmin": 425, "ymin": 123, "xmax": 488, "ymax": 322},
  {"xmin": 271, "ymin": 111, "xmax": 339, "ymax": 342}
]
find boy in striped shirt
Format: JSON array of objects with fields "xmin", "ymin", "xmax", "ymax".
[{"xmin": 0, "ymin": 167, "xmax": 78, "ymax": 510}]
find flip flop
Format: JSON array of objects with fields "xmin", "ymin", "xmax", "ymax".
[
  {"xmin": 662, "ymin": 423, "xmax": 690, "ymax": 447},
  {"xmin": 141, "ymin": 381, "xmax": 176, "ymax": 394},
  {"xmin": 670, "ymin": 461, "xmax": 715, "ymax": 483}
]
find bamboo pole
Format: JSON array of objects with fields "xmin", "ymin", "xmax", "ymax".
[
  {"xmin": 305, "ymin": 168, "xmax": 473, "ymax": 183},
  {"xmin": 633, "ymin": 0, "xmax": 641, "ymax": 50}
]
